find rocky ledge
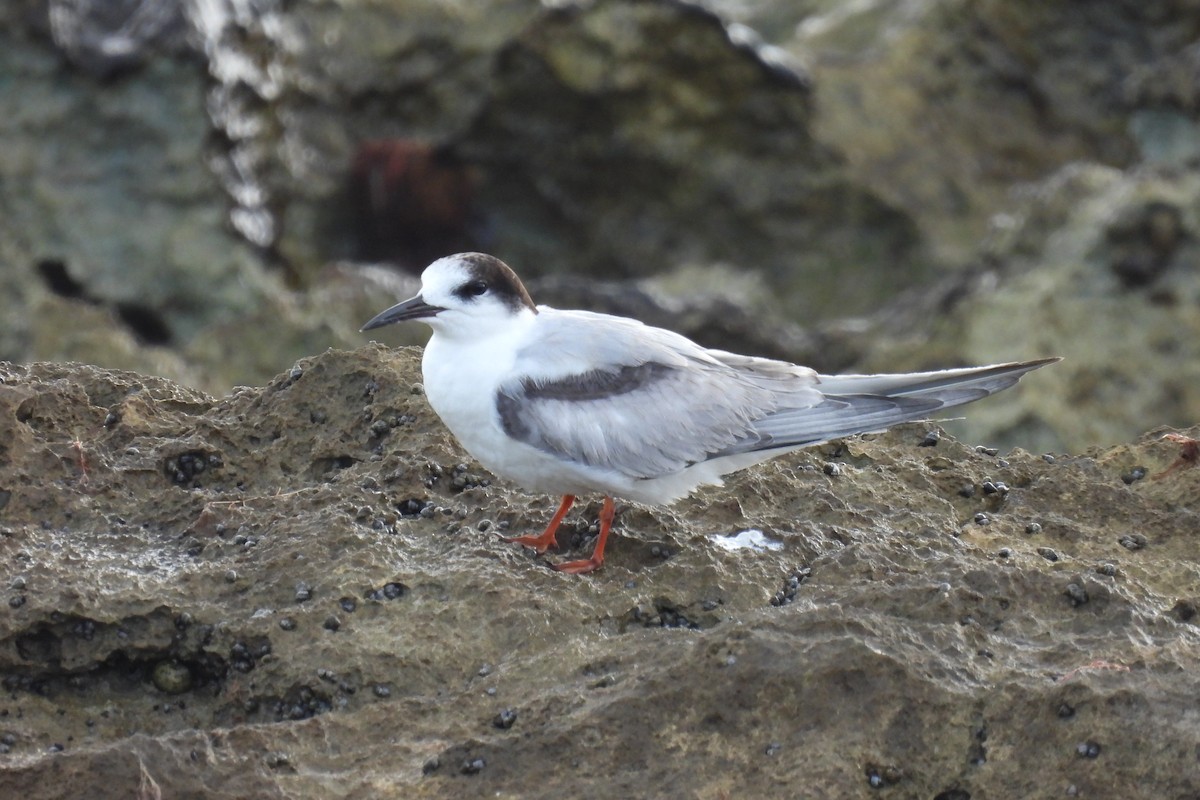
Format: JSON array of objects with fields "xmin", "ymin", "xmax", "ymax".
[{"xmin": 0, "ymin": 349, "xmax": 1197, "ymax": 798}]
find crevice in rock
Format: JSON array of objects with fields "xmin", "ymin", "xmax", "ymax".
[{"xmin": 34, "ymin": 260, "xmax": 174, "ymax": 345}]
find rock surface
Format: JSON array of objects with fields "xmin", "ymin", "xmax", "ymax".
[
  {"xmin": 849, "ymin": 163, "xmax": 1200, "ymax": 454},
  {"xmin": 778, "ymin": 0, "xmax": 1200, "ymax": 261},
  {"xmin": 4, "ymin": 0, "xmax": 1200, "ymax": 451},
  {"xmin": 1, "ymin": 351, "xmax": 1198, "ymax": 797}
]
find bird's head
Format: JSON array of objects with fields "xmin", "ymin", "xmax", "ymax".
[{"xmin": 361, "ymin": 252, "xmax": 537, "ymax": 339}]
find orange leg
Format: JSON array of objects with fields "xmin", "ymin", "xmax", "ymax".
[
  {"xmin": 502, "ymin": 494, "xmax": 574, "ymax": 554},
  {"xmin": 553, "ymin": 496, "xmax": 615, "ymax": 575}
]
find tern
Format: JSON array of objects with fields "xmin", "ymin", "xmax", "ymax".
[{"xmin": 363, "ymin": 252, "xmax": 1056, "ymax": 574}]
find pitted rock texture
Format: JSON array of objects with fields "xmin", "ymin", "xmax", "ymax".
[{"xmin": 0, "ymin": 350, "xmax": 1198, "ymax": 797}]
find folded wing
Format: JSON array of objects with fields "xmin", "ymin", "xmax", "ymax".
[{"xmin": 497, "ymin": 309, "xmax": 1056, "ymax": 480}]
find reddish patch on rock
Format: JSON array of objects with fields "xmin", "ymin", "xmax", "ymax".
[{"xmin": 349, "ymin": 139, "xmax": 478, "ymax": 268}]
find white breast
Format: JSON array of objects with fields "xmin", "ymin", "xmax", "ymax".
[
  {"xmin": 421, "ymin": 331, "xmax": 514, "ymax": 462},
  {"xmin": 420, "ymin": 327, "xmax": 643, "ymax": 499},
  {"xmin": 420, "ymin": 322, "xmax": 578, "ymax": 495},
  {"xmin": 418, "ymin": 312, "xmax": 762, "ymax": 505}
]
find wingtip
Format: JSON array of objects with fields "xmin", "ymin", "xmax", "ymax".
[{"xmin": 990, "ymin": 356, "xmax": 1061, "ymax": 374}]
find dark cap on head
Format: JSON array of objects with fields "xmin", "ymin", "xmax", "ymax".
[{"xmin": 452, "ymin": 253, "xmax": 537, "ymax": 314}]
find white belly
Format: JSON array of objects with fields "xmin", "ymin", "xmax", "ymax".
[
  {"xmin": 418, "ymin": 331, "xmax": 745, "ymax": 505},
  {"xmin": 420, "ymin": 334, "xmax": 588, "ymax": 496}
]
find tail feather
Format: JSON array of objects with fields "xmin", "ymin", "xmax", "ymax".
[
  {"xmin": 815, "ymin": 358, "xmax": 1060, "ymax": 398},
  {"xmin": 713, "ymin": 357, "xmax": 1058, "ymax": 457}
]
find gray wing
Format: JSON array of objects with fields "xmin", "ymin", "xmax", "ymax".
[
  {"xmin": 497, "ymin": 310, "xmax": 824, "ymax": 479},
  {"xmin": 499, "ymin": 309, "xmax": 1056, "ymax": 479}
]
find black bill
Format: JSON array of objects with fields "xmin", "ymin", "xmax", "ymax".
[{"xmin": 360, "ymin": 295, "xmax": 445, "ymax": 331}]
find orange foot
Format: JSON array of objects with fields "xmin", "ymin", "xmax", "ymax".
[
  {"xmin": 501, "ymin": 495, "xmax": 574, "ymax": 554},
  {"xmin": 552, "ymin": 496, "xmax": 615, "ymax": 575}
]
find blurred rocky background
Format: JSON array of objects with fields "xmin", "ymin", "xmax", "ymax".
[
  {"xmin": 4, "ymin": 0, "xmax": 1200, "ymax": 451},
  {"xmin": 5, "ymin": 2, "xmax": 1200, "ymax": 798}
]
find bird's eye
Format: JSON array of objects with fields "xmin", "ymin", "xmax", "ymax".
[{"xmin": 460, "ymin": 281, "xmax": 488, "ymax": 298}]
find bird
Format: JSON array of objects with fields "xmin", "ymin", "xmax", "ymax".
[{"xmin": 362, "ymin": 252, "xmax": 1057, "ymax": 574}]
